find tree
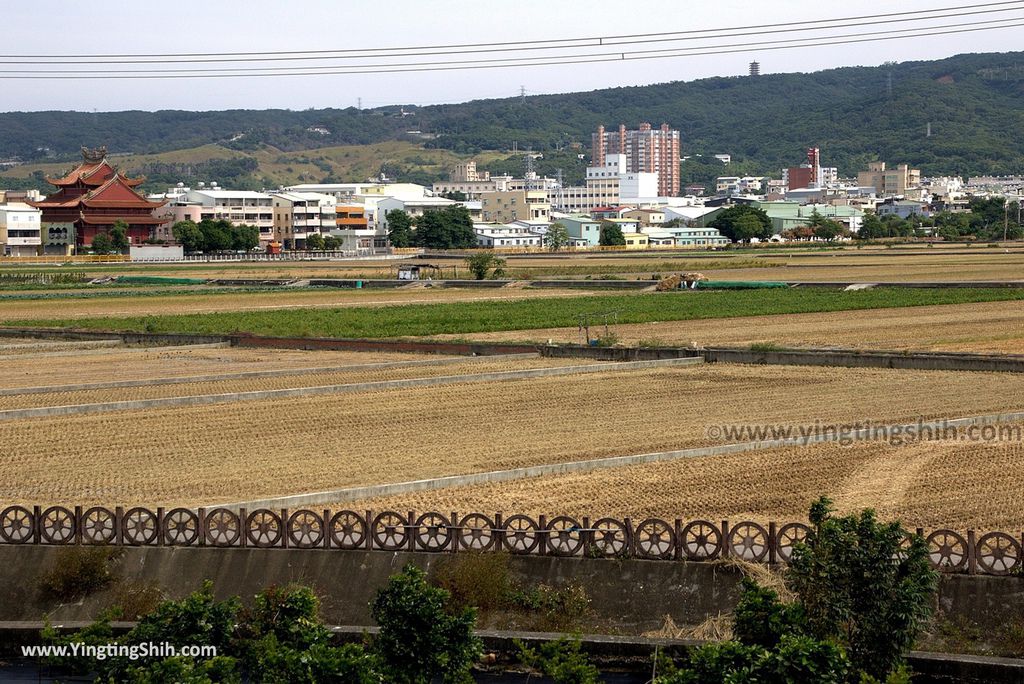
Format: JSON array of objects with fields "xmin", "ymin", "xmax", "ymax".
[
  {"xmin": 545, "ymin": 222, "xmax": 570, "ymax": 251},
  {"xmin": 598, "ymin": 221, "xmax": 626, "ymax": 246},
  {"xmin": 323, "ymin": 235, "xmax": 343, "ymax": 250},
  {"xmin": 90, "ymin": 233, "xmax": 113, "ymax": 255},
  {"xmin": 788, "ymin": 497, "xmax": 937, "ymax": 680},
  {"xmin": 465, "ymin": 252, "xmax": 507, "ymax": 280},
  {"xmin": 387, "ymin": 209, "xmax": 415, "ymax": 248},
  {"xmin": 657, "ymin": 497, "xmax": 937, "ymax": 683},
  {"xmin": 441, "ymin": 190, "xmax": 467, "ymax": 201},
  {"xmin": 414, "ymin": 206, "xmax": 476, "ymax": 249},
  {"xmin": 172, "ymin": 219, "xmax": 205, "ymax": 252},
  {"xmin": 371, "ymin": 564, "xmax": 482, "ymax": 684},
  {"xmin": 198, "ymin": 219, "xmax": 233, "ymax": 252},
  {"xmin": 856, "ymin": 213, "xmax": 886, "ymax": 240},
  {"xmin": 109, "ymin": 220, "xmax": 130, "ymax": 253},
  {"xmin": 812, "ymin": 219, "xmax": 848, "ymax": 241},
  {"xmin": 709, "ymin": 205, "xmax": 772, "ymax": 242},
  {"xmin": 305, "ymin": 232, "xmax": 326, "ymax": 250},
  {"xmin": 231, "ymin": 224, "xmax": 260, "ymax": 251}
]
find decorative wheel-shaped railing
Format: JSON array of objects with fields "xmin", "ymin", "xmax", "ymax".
[
  {"xmin": 372, "ymin": 511, "xmax": 409, "ymax": 551},
  {"xmin": 246, "ymin": 510, "xmax": 283, "ymax": 548},
  {"xmin": 163, "ymin": 508, "xmax": 200, "ymax": 546},
  {"xmin": 681, "ymin": 520, "xmax": 721, "ymax": 560},
  {"xmin": 501, "ymin": 515, "xmax": 540, "ymax": 554},
  {"xmin": 0, "ymin": 506, "xmax": 33, "ymax": 544},
  {"xmin": 926, "ymin": 530, "xmax": 968, "ymax": 571},
  {"xmin": 457, "ymin": 514, "xmax": 496, "ymax": 551},
  {"xmin": 205, "ymin": 508, "xmax": 241, "ymax": 547},
  {"xmin": 2, "ymin": 504, "xmax": 1022, "ymax": 576},
  {"xmin": 588, "ymin": 518, "xmax": 628, "ymax": 557},
  {"xmin": 728, "ymin": 522, "xmax": 770, "ymax": 562},
  {"xmin": 775, "ymin": 523, "xmax": 812, "ymax": 563},
  {"xmin": 414, "ymin": 512, "xmax": 453, "ymax": 551},
  {"xmin": 82, "ymin": 507, "xmax": 116, "ymax": 544},
  {"xmin": 545, "ymin": 516, "xmax": 584, "ymax": 556},
  {"xmin": 330, "ymin": 510, "xmax": 367, "ymax": 549},
  {"xmin": 287, "ymin": 510, "xmax": 324, "ymax": 548},
  {"xmin": 634, "ymin": 518, "xmax": 675, "ymax": 560},
  {"xmin": 123, "ymin": 507, "xmax": 159, "ymax": 545},
  {"xmin": 40, "ymin": 506, "xmax": 75, "ymax": 544},
  {"xmin": 975, "ymin": 532, "xmax": 1022, "ymax": 575}
]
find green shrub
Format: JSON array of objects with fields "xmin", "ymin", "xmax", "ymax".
[
  {"xmin": 516, "ymin": 637, "xmax": 601, "ymax": 684},
  {"xmin": 372, "ymin": 564, "xmax": 481, "ymax": 684}
]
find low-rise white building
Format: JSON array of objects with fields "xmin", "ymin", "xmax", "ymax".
[
  {"xmin": 473, "ymin": 223, "xmax": 544, "ymax": 248},
  {"xmin": 0, "ymin": 202, "xmax": 42, "ymax": 256},
  {"xmin": 154, "ymin": 184, "xmax": 274, "ymax": 243}
]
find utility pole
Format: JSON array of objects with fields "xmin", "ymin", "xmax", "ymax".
[
  {"xmin": 1005, "ymin": 199, "xmax": 1010, "ymax": 242},
  {"xmin": 357, "ymin": 97, "xmax": 362, "ymax": 111}
]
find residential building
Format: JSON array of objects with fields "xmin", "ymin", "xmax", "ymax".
[
  {"xmin": 592, "ymin": 122, "xmax": 680, "ymax": 196},
  {"xmin": 272, "ymin": 192, "xmax": 337, "ymax": 249},
  {"xmin": 624, "ymin": 208, "xmax": 666, "ymax": 226},
  {"xmin": 473, "ymin": 223, "xmax": 544, "ymax": 248},
  {"xmin": 755, "ymin": 201, "xmax": 864, "ymax": 234},
  {"xmin": 620, "ymin": 231, "xmax": 649, "ymax": 249},
  {"xmin": 559, "ymin": 215, "xmax": 602, "ymax": 246},
  {"xmin": 157, "ymin": 184, "xmax": 274, "ymax": 243},
  {"xmin": 0, "ymin": 202, "xmax": 42, "ymax": 256},
  {"xmin": 659, "ymin": 224, "xmax": 730, "ymax": 247},
  {"xmin": 875, "ymin": 199, "xmax": 931, "ymax": 220},
  {"xmin": 30, "ymin": 148, "xmax": 168, "ymax": 249},
  {"xmin": 551, "ymin": 155, "xmax": 657, "ymax": 213},
  {"xmin": 480, "ymin": 190, "xmax": 550, "ymax": 223},
  {"xmin": 858, "ymin": 161, "xmax": 921, "ymax": 197}
]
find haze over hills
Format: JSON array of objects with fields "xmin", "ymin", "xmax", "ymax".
[{"xmin": 1, "ymin": 50, "xmax": 1022, "ymax": 192}]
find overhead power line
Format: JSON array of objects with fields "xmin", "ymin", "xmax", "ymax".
[
  {"xmin": 0, "ymin": 8, "xmax": 1020, "ymax": 79},
  {"xmin": 1, "ymin": 0, "xmax": 1020, "ymax": 63},
  {"xmin": 2, "ymin": 16, "xmax": 1017, "ymax": 76}
]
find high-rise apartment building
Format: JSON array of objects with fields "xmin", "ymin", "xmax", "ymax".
[{"xmin": 591, "ymin": 123, "xmax": 680, "ymax": 197}]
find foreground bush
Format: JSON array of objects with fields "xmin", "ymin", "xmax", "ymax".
[
  {"xmin": 658, "ymin": 497, "xmax": 936, "ymax": 683},
  {"xmin": 42, "ymin": 565, "xmax": 477, "ymax": 683}
]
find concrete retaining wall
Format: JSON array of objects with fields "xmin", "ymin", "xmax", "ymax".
[
  {"xmin": 1, "ymin": 545, "xmax": 1021, "ymax": 637},
  {"xmin": 2, "ymin": 327, "xmax": 1023, "ymax": 373}
]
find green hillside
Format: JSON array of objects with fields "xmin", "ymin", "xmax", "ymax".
[{"xmin": 0, "ymin": 51, "xmax": 1021, "ymax": 191}]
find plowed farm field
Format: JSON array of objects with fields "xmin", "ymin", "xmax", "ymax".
[
  {"xmin": 0, "ymin": 346, "xmax": 437, "ymax": 390},
  {"xmin": 439, "ymin": 298, "xmax": 1024, "ymax": 354},
  {"xmin": 341, "ymin": 430, "xmax": 1024, "ymax": 531},
  {"xmin": 0, "ymin": 286, "xmax": 601, "ymax": 320},
  {"xmin": 3, "ymin": 361, "xmax": 1023, "ymax": 507}
]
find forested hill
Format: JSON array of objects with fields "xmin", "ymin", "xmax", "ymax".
[{"xmin": 1, "ymin": 51, "xmax": 1022, "ymax": 177}]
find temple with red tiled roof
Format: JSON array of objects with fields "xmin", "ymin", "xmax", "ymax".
[{"xmin": 29, "ymin": 146, "xmax": 167, "ymax": 249}]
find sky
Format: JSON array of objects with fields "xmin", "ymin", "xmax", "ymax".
[{"xmin": 1, "ymin": 0, "xmax": 1021, "ymax": 112}]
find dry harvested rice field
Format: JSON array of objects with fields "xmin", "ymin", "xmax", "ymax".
[
  {"xmin": 0, "ymin": 346, "xmax": 433, "ymax": 389},
  {"xmin": 0, "ymin": 286, "xmax": 601, "ymax": 320},
  {"xmin": 2, "ymin": 353, "xmax": 1024, "ymax": 509},
  {"xmin": 442, "ymin": 299, "xmax": 1024, "ymax": 354},
  {"xmin": 0, "ymin": 354, "xmax": 587, "ymax": 410},
  {"xmin": 341, "ymin": 431, "xmax": 1024, "ymax": 531}
]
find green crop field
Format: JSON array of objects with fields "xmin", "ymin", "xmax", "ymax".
[{"xmin": 8, "ymin": 287, "xmax": 1024, "ymax": 340}]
